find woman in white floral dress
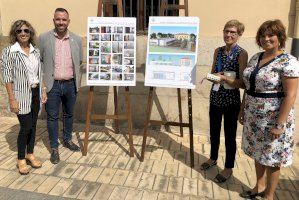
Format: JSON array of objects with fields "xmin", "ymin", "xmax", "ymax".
[{"xmin": 239, "ymin": 20, "xmax": 299, "ymax": 200}]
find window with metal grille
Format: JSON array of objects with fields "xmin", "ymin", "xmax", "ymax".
[{"xmin": 110, "ymin": 0, "xmax": 179, "ymax": 33}]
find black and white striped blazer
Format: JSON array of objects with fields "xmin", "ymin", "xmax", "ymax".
[{"xmin": 1, "ymin": 43, "xmax": 42, "ymax": 115}]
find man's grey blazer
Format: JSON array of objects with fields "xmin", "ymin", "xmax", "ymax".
[{"xmin": 39, "ymin": 29, "xmax": 83, "ymax": 92}]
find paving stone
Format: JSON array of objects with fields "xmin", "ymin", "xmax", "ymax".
[
  {"xmin": 161, "ymin": 150, "xmax": 175, "ymax": 162},
  {"xmin": 138, "ymin": 159, "xmax": 154, "ymax": 173},
  {"xmin": 280, "ymin": 167, "xmax": 295, "ymax": 177},
  {"xmin": 89, "ymin": 154, "xmax": 107, "ymax": 166},
  {"xmin": 178, "ymin": 163, "xmax": 192, "ymax": 178},
  {"xmin": 168, "ymin": 176, "xmax": 184, "ymax": 194},
  {"xmin": 63, "ymin": 179, "xmax": 86, "ymax": 198},
  {"xmin": 110, "ymin": 169, "xmax": 130, "ymax": 186},
  {"xmin": 113, "ymin": 156, "xmax": 130, "ymax": 169},
  {"xmin": 35, "ymin": 176, "xmax": 61, "ymax": 194},
  {"xmin": 48, "ymin": 178, "xmax": 73, "ymax": 196},
  {"xmin": 151, "ymin": 160, "xmax": 166, "ymax": 175},
  {"xmin": 278, "ymin": 176, "xmax": 296, "ymax": 191},
  {"xmin": 289, "ymin": 176, "xmax": 299, "ymax": 190},
  {"xmin": 108, "ymin": 186, "xmax": 129, "ymax": 200},
  {"xmin": 182, "ymin": 178, "xmax": 197, "ymax": 196},
  {"xmin": 125, "ymin": 158, "xmax": 140, "ymax": 171},
  {"xmin": 71, "ymin": 165, "xmax": 91, "ymax": 180},
  {"xmin": 33, "ymin": 160, "xmax": 54, "ymax": 175},
  {"xmin": 83, "ymin": 167, "xmax": 104, "ymax": 182},
  {"xmin": 198, "ymin": 180, "xmax": 213, "ymax": 199},
  {"xmin": 153, "ymin": 174, "xmax": 170, "ymax": 192},
  {"xmin": 157, "ymin": 192, "xmax": 174, "ymax": 200},
  {"xmin": 104, "ymin": 144, "xmax": 120, "ymax": 156},
  {"xmin": 227, "ymin": 183, "xmax": 243, "ymax": 200},
  {"xmin": 8, "ymin": 173, "xmax": 35, "ymax": 189},
  {"xmin": 77, "ymin": 153, "xmax": 95, "ymax": 164},
  {"xmin": 150, "ymin": 149, "xmax": 164, "ymax": 160},
  {"xmin": 123, "ymin": 171, "xmax": 143, "ymax": 188},
  {"xmin": 97, "ymin": 168, "xmax": 117, "ymax": 184},
  {"xmin": 138, "ymin": 172, "xmax": 156, "ymax": 190},
  {"xmin": 0, "ymin": 169, "xmax": 10, "ymax": 180},
  {"xmin": 77, "ymin": 181, "xmax": 101, "ymax": 200},
  {"xmin": 46, "ymin": 161, "xmax": 68, "ymax": 176},
  {"xmin": 142, "ymin": 190, "xmax": 159, "ymax": 200},
  {"xmin": 290, "ymin": 191, "xmax": 299, "ymax": 200},
  {"xmin": 66, "ymin": 151, "xmax": 82, "ymax": 163},
  {"xmin": 212, "ymin": 182, "xmax": 230, "ymax": 200},
  {"xmin": 21, "ymin": 174, "xmax": 48, "ymax": 191},
  {"xmin": 164, "ymin": 163, "xmax": 179, "ymax": 177},
  {"xmin": 173, "ymin": 194, "xmax": 190, "ymax": 200},
  {"xmin": 101, "ymin": 155, "xmax": 118, "ymax": 168},
  {"xmin": 0, "ymin": 156, "xmax": 16, "ymax": 170},
  {"xmin": 59, "ymin": 149, "xmax": 74, "ymax": 161},
  {"xmin": 58, "ymin": 163, "xmax": 80, "ymax": 178},
  {"xmin": 275, "ymin": 189, "xmax": 294, "ymax": 200},
  {"xmin": 0, "ymin": 171, "xmax": 19, "ymax": 187},
  {"xmin": 93, "ymin": 183, "xmax": 115, "ymax": 200},
  {"xmin": 125, "ymin": 189, "xmax": 143, "ymax": 200}
]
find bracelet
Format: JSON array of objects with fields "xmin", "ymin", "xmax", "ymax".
[{"xmin": 42, "ymin": 87, "xmax": 47, "ymax": 91}]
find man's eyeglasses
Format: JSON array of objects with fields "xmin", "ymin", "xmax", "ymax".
[
  {"xmin": 16, "ymin": 29, "xmax": 30, "ymax": 34},
  {"xmin": 223, "ymin": 30, "xmax": 238, "ymax": 36}
]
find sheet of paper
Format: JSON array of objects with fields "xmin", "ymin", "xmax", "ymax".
[
  {"xmin": 86, "ymin": 17, "xmax": 136, "ymax": 86},
  {"xmin": 144, "ymin": 17, "xmax": 200, "ymax": 89}
]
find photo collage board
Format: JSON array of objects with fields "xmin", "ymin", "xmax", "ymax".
[
  {"xmin": 145, "ymin": 17, "xmax": 199, "ymax": 89},
  {"xmin": 87, "ymin": 17, "xmax": 136, "ymax": 86}
]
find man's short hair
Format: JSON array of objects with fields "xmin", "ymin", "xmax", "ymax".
[{"xmin": 54, "ymin": 8, "xmax": 69, "ymax": 15}]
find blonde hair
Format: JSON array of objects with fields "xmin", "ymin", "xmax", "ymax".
[{"xmin": 224, "ymin": 20, "xmax": 245, "ymax": 35}]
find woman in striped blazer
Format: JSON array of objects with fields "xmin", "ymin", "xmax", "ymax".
[{"xmin": 1, "ymin": 20, "xmax": 47, "ymax": 175}]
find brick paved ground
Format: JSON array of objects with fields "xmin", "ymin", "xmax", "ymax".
[{"xmin": 0, "ymin": 116, "xmax": 298, "ymax": 200}]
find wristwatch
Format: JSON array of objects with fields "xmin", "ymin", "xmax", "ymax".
[{"xmin": 275, "ymin": 122, "xmax": 285, "ymax": 130}]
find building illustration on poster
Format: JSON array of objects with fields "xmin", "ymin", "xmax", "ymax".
[
  {"xmin": 87, "ymin": 17, "xmax": 136, "ymax": 86},
  {"xmin": 145, "ymin": 17, "xmax": 199, "ymax": 89}
]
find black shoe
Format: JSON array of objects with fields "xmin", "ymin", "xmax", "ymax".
[
  {"xmin": 239, "ymin": 190, "xmax": 265, "ymax": 199},
  {"xmin": 64, "ymin": 141, "xmax": 80, "ymax": 152},
  {"xmin": 214, "ymin": 172, "xmax": 232, "ymax": 183},
  {"xmin": 50, "ymin": 149, "xmax": 60, "ymax": 164},
  {"xmin": 200, "ymin": 160, "xmax": 217, "ymax": 171}
]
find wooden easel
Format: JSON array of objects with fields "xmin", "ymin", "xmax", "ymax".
[
  {"xmin": 140, "ymin": 0, "xmax": 195, "ymax": 168},
  {"xmin": 83, "ymin": 0, "xmax": 134, "ymax": 157}
]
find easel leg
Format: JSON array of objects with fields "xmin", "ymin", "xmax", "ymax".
[
  {"xmin": 125, "ymin": 86, "xmax": 134, "ymax": 157},
  {"xmin": 188, "ymin": 89, "xmax": 194, "ymax": 168},
  {"xmin": 141, "ymin": 87, "xmax": 155, "ymax": 161},
  {"xmin": 113, "ymin": 86, "xmax": 119, "ymax": 134},
  {"xmin": 177, "ymin": 88, "xmax": 183, "ymax": 137},
  {"xmin": 83, "ymin": 86, "xmax": 94, "ymax": 156}
]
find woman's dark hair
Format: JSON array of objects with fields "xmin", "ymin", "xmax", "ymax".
[
  {"xmin": 9, "ymin": 20, "xmax": 36, "ymax": 46},
  {"xmin": 256, "ymin": 19, "xmax": 287, "ymax": 49}
]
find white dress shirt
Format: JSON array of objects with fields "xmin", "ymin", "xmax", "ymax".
[{"xmin": 10, "ymin": 42, "xmax": 39, "ymax": 87}]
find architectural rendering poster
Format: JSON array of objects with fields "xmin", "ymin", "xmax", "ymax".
[
  {"xmin": 145, "ymin": 17, "xmax": 199, "ymax": 89},
  {"xmin": 87, "ymin": 17, "xmax": 136, "ymax": 86}
]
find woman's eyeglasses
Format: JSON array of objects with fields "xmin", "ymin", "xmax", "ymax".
[{"xmin": 16, "ymin": 29, "xmax": 30, "ymax": 34}]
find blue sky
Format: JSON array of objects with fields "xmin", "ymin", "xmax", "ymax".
[
  {"xmin": 150, "ymin": 26, "xmax": 198, "ymax": 35},
  {"xmin": 148, "ymin": 54, "xmax": 195, "ymax": 66}
]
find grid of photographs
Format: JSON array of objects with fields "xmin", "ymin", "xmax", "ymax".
[{"xmin": 87, "ymin": 19, "xmax": 136, "ymax": 86}]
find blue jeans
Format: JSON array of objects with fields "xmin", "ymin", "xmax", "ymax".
[{"xmin": 46, "ymin": 79, "xmax": 77, "ymax": 149}]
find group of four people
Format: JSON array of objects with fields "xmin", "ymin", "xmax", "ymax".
[{"xmin": 1, "ymin": 7, "xmax": 298, "ymax": 200}]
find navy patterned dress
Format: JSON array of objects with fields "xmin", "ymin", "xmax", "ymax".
[{"xmin": 210, "ymin": 45, "xmax": 244, "ymax": 106}]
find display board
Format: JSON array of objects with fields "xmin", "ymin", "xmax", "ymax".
[
  {"xmin": 144, "ymin": 17, "xmax": 199, "ymax": 89},
  {"xmin": 87, "ymin": 17, "xmax": 136, "ymax": 86}
]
